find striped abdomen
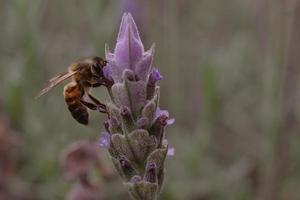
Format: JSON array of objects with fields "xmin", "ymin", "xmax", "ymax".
[{"xmin": 63, "ymin": 82, "xmax": 89, "ymax": 125}]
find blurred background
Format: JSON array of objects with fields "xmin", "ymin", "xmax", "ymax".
[{"xmin": 1, "ymin": 0, "xmax": 300, "ymax": 199}]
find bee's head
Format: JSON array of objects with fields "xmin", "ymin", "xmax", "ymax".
[{"xmin": 91, "ymin": 57, "xmax": 108, "ymax": 76}]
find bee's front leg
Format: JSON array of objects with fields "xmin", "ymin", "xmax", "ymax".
[
  {"xmin": 90, "ymin": 77, "xmax": 112, "ymax": 88},
  {"xmin": 90, "ymin": 82, "xmax": 102, "ymax": 87}
]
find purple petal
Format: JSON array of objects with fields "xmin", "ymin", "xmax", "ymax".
[
  {"xmin": 167, "ymin": 118, "xmax": 175, "ymax": 125},
  {"xmin": 108, "ymin": 60, "xmax": 123, "ymax": 83},
  {"xmin": 125, "ymin": 13, "xmax": 141, "ymax": 41},
  {"xmin": 135, "ymin": 44, "xmax": 155, "ymax": 81},
  {"xmin": 155, "ymin": 107, "xmax": 169, "ymax": 119},
  {"xmin": 102, "ymin": 65, "xmax": 111, "ymax": 80},
  {"xmin": 154, "ymin": 107, "xmax": 174, "ymax": 126},
  {"xmin": 104, "ymin": 44, "xmax": 114, "ymax": 80},
  {"xmin": 105, "ymin": 44, "xmax": 114, "ymax": 61},
  {"xmin": 149, "ymin": 67, "xmax": 163, "ymax": 85},
  {"xmin": 167, "ymin": 147, "xmax": 175, "ymax": 156},
  {"xmin": 115, "ymin": 13, "xmax": 144, "ymax": 71},
  {"xmin": 117, "ymin": 13, "xmax": 130, "ymax": 42},
  {"xmin": 99, "ymin": 132, "xmax": 111, "ymax": 147}
]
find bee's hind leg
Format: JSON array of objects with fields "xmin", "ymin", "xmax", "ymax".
[
  {"xmin": 83, "ymin": 82, "xmax": 107, "ymax": 113},
  {"xmin": 87, "ymin": 93, "xmax": 107, "ymax": 112},
  {"xmin": 80, "ymin": 99, "xmax": 107, "ymax": 113}
]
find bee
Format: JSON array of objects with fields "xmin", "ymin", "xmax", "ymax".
[{"xmin": 36, "ymin": 56, "xmax": 111, "ymax": 125}]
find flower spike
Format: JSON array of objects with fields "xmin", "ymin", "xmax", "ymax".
[{"xmin": 100, "ymin": 12, "xmax": 174, "ymax": 200}]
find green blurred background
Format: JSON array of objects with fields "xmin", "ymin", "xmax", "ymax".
[{"xmin": 1, "ymin": 0, "xmax": 300, "ymax": 199}]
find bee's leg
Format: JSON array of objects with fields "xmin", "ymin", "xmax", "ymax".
[
  {"xmin": 90, "ymin": 80, "xmax": 111, "ymax": 88},
  {"xmin": 80, "ymin": 99, "xmax": 106, "ymax": 113},
  {"xmin": 90, "ymin": 82, "xmax": 102, "ymax": 87},
  {"xmin": 80, "ymin": 100, "xmax": 97, "ymax": 110},
  {"xmin": 87, "ymin": 93, "xmax": 107, "ymax": 112},
  {"xmin": 84, "ymin": 82, "xmax": 107, "ymax": 113}
]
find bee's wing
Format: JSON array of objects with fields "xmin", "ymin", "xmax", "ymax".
[{"xmin": 35, "ymin": 71, "xmax": 77, "ymax": 99}]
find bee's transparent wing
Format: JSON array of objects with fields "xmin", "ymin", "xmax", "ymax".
[{"xmin": 35, "ymin": 71, "xmax": 77, "ymax": 99}]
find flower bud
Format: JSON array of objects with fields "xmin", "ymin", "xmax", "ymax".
[
  {"xmin": 108, "ymin": 117, "xmax": 122, "ymax": 134},
  {"xmin": 144, "ymin": 161, "xmax": 157, "ymax": 183},
  {"xmin": 119, "ymin": 156, "xmax": 136, "ymax": 180},
  {"xmin": 149, "ymin": 115, "xmax": 168, "ymax": 147},
  {"xmin": 136, "ymin": 117, "xmax": 149, "ymax": 129},
  {"xmin": 99, "ymin": 132, "xmax": 111, "ymax": 148},
  {"xmin": 120, "ymin": 106, "xmax": 135, "ymax": 133},
  {"xmin": 147, "ymin": 68, "xmax": 163, "ymax": 99}
]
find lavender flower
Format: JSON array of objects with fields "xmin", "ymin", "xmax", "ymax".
[
  {"xmin": 100, "ymin": 13, "xmax": 174, "ymax": 200},
  {"xmin": 154, "ymin": 107, "xmax": 175, "ymax": 126},
  {"xmin": 148, "ymin": 68, "xmax": 163, "ymax": 86},
  {"xmin": 167, "ymin": 147, "xmax": 175, "ymax": 157},
  {"xmin": 99, "ymin": 132, "xmax": 111, "ymax": 147}
]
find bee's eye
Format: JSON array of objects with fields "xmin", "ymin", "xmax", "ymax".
[
  {"xmin": 91, "ymin": 63, "xmax": 101, "ymax": 74},
  {"xmin": 94, "ymin": 63, "xmax": 100, "ymax": 68}
]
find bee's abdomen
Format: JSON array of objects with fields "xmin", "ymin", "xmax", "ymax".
[
  {"xmin": 64, "ymin": 82, "xmax": 89, "ymax": 125},
  {"xmin": 67, "ymin": 101, "xmax": 89, "ymax": 125}
]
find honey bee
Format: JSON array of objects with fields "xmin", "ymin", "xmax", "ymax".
[{"xmin": 36, "ymin": 56, "xmax": 111, "ymax": 125}]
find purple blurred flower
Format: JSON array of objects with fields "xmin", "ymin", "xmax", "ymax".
[
  {"xmin": 61, "ymin": 140, "xmax": 100, "ymax": 181},
  {"xmin": 99, "ymin": 132, "xmax": 111, "ymax": 147},
  {"xmin": 66, "ymin": 182, "xmax": 102, "ymax": 200},
  {"xmin": 105, "ymin": 13, "xmax": 154, "ymax": 83}
]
